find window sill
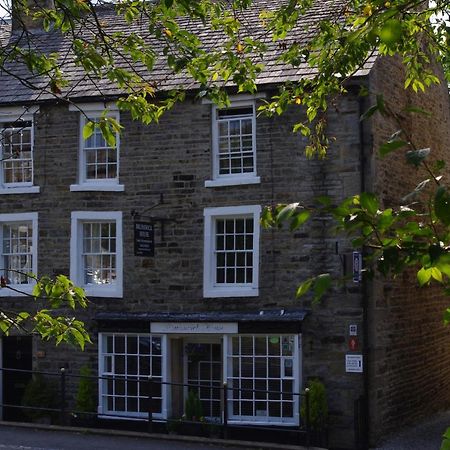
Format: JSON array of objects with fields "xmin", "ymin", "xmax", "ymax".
[
  {"xmin": 0, "ymin": 186, "xmax": 40, "ymax": 195},
  {"xmin": 84, "ymin": 285, "xmax": 123, "ymax": 298},
  {"xmin": 70, "ymin": 184, "xmax": 125, "ymax": 192},
  {"xmin": 203, "ymin": 287, "xmax": 259, "ymax": 298},
  {"xmin": 0, "ymin": 285, "xmax": 34, "ymax": 297},
  {"xmin": 204, "ymin": 176, "xmax": 260, "ymax": 188}
]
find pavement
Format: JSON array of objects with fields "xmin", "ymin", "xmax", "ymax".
[
  {"xmin": 372, "ymin": 410, "xmax": 450, "ymax": 450},
  {"xmin": 0, "ymin": 423, "xmax": 323, "ymax": 450}
]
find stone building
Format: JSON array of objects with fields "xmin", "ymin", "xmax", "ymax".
[{"xmin": 0, "ymin": 1, "xmax": 450, "ymax": 449}]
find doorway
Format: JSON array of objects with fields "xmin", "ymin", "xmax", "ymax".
[
  {"xmin": 184, "ymin": 339, "xmax": 222, "ymax": 419},
  {"xmin": 2, "ymin": 336, "xmax": 32, "ymax": 421}
]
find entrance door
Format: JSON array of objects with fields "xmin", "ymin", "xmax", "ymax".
[
  {"xmin": 185, "ymin": 340, "xmax": 222, "ymax": 419},
  {"xmin": 2, "ymin": 336, "xmax": 32, "ymax": 421}
]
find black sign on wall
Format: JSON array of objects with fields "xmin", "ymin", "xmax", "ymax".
[{"xmin": 134, "ymin": 221, "xmax": 155, "ymax": 256}]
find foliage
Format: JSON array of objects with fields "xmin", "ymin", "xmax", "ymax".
[
  {"xmin": 184, "ymin": 390, "xmax": 204, "ymax": 421},
  {"xmin": 21, "ymin": 374, "xmax": 60, "ymax": 422},
  {"xmin": 0, "ymin": 273, "xmax": 91, "ymax": 349},
  {"xmin": 74, "ymin": 365, "xmax": 96, "ymax": 417},
  {"xmin": 301, "ymin": 379, "xmax": 328, "ymax": 432}
]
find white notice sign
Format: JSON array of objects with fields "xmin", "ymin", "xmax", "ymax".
[
  {"xmin": 150, "ymin": 322, "xmax": 238, "ymax": 334},
  {"xmin": 345, "ymin": 354, "xmax": 363, "ymax": 373}
]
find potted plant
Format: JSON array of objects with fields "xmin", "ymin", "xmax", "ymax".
[
  {"xmin": 179, "ymin": 391, "xmax": 207, "ymax": 436},
  {"xmin": 301, "ymin": 378, "xmax": 328, "ymax": 446},
  {"xmin": 72, "ymin": 365, "xmax": 96, "ymax": 427},
  {"xmin": 21, "ymin": 375, "xmax": 60, "ymax": 424}
]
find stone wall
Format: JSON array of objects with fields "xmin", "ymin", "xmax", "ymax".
[
  {"xmin": 1, "ymin": 91, "xmax": 365, "ymax": 448},
  {"xmin": 368, "ymin": 56, "xmax": 450, "ymax": 445}
]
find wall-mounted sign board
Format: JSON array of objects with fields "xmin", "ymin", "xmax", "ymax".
[
  {"xmin": 134, "ymin": 221, "xmax": 155, "ymax": 256},
  {"xmin": 151, "ymin": 322, "xmax": 238, "ymax": 334},
  {"xmin": 345, "ymin": 354, "xmax": 363, "ymax": 373}
]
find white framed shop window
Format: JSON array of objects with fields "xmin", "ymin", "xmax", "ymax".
[
  {"xmin": 98, "ymin": 333, "xmax": 168, "ymax": 419},
  {"xmin": 225, "ymin": 334, "xmax": 301, "ymax": 425}
]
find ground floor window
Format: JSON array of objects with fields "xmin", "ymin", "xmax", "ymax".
[
  {"xmin": 99, "ymin": 333, "xmax": 165, "ymax": 418},
  {"xmin": 97, "ymin": 331, "xmax": 300, "ymax": 425},
  {"xmin": 226, "ymin": 335, "xmax": 299, "ymax": 424}
]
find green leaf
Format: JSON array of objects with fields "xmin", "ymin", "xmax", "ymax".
[
  {"xmin": 360, "ymin": 192, "xmax": 378, "ymax": 215},
  {"xmin": 406, "ymin": 148, "xmax": 430, "ymax": 167},
  {"xmin": 379, "ymin": 139, "xmax": 408, "ymax": 156},
  {"xmin": 435, "ymin": 187, "xmax": 450, "ymax": 226},
  {"xmin": 378, "ymin": 19, "xmax": 402, "ymax": 45},
  {"xmin": 417, "ymin": 267, "xmax": 432, "ymax": 286},
  {"xmin": 313, "ymin": 274, "xmax": 332, "ymax": 302},
  {"xmin": 360, "ymin": 104, "xmax": 378, "ymax": 121},
  {"xmin": 296, "ymin": 278, "xmax": 313, "ymax": 298},
  {"xmin": 404, "ymin": 106, "xmax": 432, "ymax": 117},
  {"xmin": 277, "ymin": 203, "xmax": 299, "ymax": 223},
  {"xmin": 82, "ymin": 121, "xmax": 95, "ymax": 140},
  {"xmin": 431, "ymin": 267, "xmax": 443, "ymax": 283},
  {"xmin": 290, "ymin": 210, "xmax": 311, "ymax": 231}
]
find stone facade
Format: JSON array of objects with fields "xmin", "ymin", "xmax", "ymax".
[{"xmin": 0, "ymin": 56, "xmax": 449, "ymax": 450}]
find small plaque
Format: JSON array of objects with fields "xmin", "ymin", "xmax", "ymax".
[
  {"xmin": 134, "ymin": 221, "xmax": 155, "ymax": 257},
  {"xmin": 346, "ymin": 354, "xmax": 363, "ymax": 373},
  {"xmin": 349, "ymin": 324, "xmax": 357, "ymax": 336}
]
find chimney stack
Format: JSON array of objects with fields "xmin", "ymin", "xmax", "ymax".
[{"xmin": 12, "ymin": 0, "xmax": 55, "ymax": 32}]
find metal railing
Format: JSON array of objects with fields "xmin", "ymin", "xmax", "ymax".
[{"xmin": 0, "ymin": 367, "xmax": 313, "ymax": 446}]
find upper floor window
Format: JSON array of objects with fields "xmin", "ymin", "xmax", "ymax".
[
  {"xmin": 69, "ymin": 103, "xmax": 124, "ymax": 192},
  {"xmin": 205, "ymin": 100, "xmax": 260, "ymax": 188},
  {"xmin": 203, "ymin": 205, "xmax": 261, "ymax": 298},
  {"xmin": 0, "ymin": 212, "xmax": 38, "ymax": 296},
  {"xmin": 0, "ymin": 106, "xmax": 40, "ymax": 195},
  {"xmin": 70, "ymin": 211, "xmax": 123, "ymax": 297}
]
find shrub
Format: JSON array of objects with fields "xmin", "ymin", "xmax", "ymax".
[
  {"xmin": 185, "ymin": 390, "xmax": 203, "ymax": 421},
  {"xmin": 301, "ymin": 378, "xmax": 328, "ymax": 431},
  {"xmin": 22, "ymin": 375, "xmax": 60, "ymax": 422},
  {"xmin": 74, "ymin": 365, "xmax": 96, "ymax": 418}
]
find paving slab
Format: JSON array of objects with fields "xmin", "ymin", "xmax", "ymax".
[{"xmin": 372, "ymin": 410, "xmax": 450, "ymax": 450}]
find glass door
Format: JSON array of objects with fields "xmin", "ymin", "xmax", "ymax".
[{"xmin": 185, "ymin": 340, "xmax": 222, "ymax": 419}]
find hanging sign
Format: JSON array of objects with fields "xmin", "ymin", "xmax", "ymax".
[
  {"xmin": 134, "ymin": 221, "xmax": 155, "ymax": 257},
  {"xmin": 353, "ymin": 251, "xmax": 362, "ymax": 283}
]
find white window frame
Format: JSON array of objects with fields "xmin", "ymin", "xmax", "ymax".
[
  {"xmin": 203, "ymin": 205, "xmax": 261, "ymax": 298},
  {"xmin": 69, "ymin": 103, "xmax": 124, "ymax": 192},
  {"xmin": 98, "ymin": 332, "xmax": 168, "ymax": 420},
  {"xmin": 225, "ymin": 334, "xmax": 301, "ymax": 426},
  {"xmin": 0, "ymin": 106, "xmax": 40, "ymax": 195},
  {"xmin": 70, "ymin": 211, "xmax": 123, "ymax": 298},
  {"xmin": 0, "ymin": 212, "xmax": 38, "ymax": 297},
  {"xmin": 205, "ymin": 99, "xmax": 260, "ymax": 188}
]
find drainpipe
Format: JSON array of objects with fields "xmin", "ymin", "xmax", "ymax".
[{"xmin": 358, "ymin": 91, "xmax": 370, "ymax": 450}]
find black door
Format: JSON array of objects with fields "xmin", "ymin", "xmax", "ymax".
[{"xmin": 2, "ymin": 336, "xmax": 32, "ymax": 421}]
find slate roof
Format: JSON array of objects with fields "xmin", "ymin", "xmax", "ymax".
[{"xmin": 0, "ymin": 0, "xmax": 377, "ymax": 105}]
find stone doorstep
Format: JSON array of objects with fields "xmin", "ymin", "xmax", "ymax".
[{"xmin": 0, "ymin": 421, "xmax": 327, "ymax": 450}]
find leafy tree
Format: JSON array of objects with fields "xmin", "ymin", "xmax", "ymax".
[{"xmin": 0, "ymin": 273, "xmax": 91, "ymax": 349}]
